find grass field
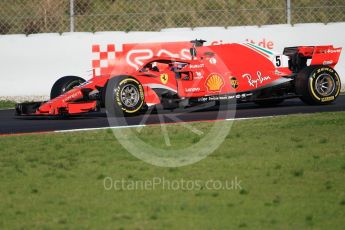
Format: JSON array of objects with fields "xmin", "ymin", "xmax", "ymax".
[
  {"xmin": 1, "ymin": 112, "xmax": 345, "ymax": 229},
  {"xmin": 0, "ymin": 101, "xmax": 16, "ymax": 109}
]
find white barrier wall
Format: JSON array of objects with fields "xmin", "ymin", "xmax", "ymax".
[{"xmin": 0, "ymin": 23, "xmax": 345, "ymax": 97}]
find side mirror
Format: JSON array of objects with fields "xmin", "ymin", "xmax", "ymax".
[{"xmin": 190, "ymin": 48, "xmax": 197, "ymax": 58}]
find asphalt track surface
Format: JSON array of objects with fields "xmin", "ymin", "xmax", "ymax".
[{"xmin": 1, "ymin": 96, "xmax": 345, "ymax": 135}]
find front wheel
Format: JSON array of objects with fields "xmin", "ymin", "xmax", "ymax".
[
  {"xmin": 50, "ymin": 76, "xmax": 86, "ymax": 99},
  {"xmin": 296, "ymin": 65, "xmax": 341, "ymax": 105},
  {"xmin": 105, "ymin": 76, "xmax": 145, "ymax": 117}
]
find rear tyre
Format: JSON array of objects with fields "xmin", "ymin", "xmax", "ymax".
[
  {"xmin": 295, "ymin": 65, "xmax": 341, "ymax": 105},
  {"xmin": 254, "ymin": 98, "xmax": 284, "ymax": 107},
  {"xmin": 50, "ymin": 76, "xmax": 86, "ymax": 99},
  {"xmin": 105, "ymin": 76, "xmax": 145, "ymax": 117}
]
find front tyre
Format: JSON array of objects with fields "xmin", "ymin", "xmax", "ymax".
[
  {"xmin": 296, "ymin": 65, "xmax": 341, "ymax": 105},
  {"xmin": 50, "ymin": 76, "xmax": 86, "ymax": 99},
  {"xmin": 105, "ymin": 76, "xmax": 145, "ymax": 117}
]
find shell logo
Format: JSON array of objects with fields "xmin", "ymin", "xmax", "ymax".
[{"xmin": 206, "ymin": 73, "xmax": 224, "ymax": 92}]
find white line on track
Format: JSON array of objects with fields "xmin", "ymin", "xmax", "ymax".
[
  {"xmin": 54, "ymin": 124, "xmax": 146, "ymax": 133},
  {"xmin": 53, "ymin": 115, "xmax": 281, "ymax": 134},
  {"xmin": 225, "ymin": 115, "xmax": 278, "ymax": 121}
]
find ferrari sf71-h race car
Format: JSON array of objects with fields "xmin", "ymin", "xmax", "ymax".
[{"xmin": 16, "ymin": 40, "xmax": 342, "ymax": 117}]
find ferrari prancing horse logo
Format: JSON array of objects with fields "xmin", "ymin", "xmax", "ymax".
[{"xmin": 160, "ymin": 73, "xmax": 169, "ymax": 84}]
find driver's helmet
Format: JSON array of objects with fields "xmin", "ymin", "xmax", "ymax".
[
  {"xmin": 150, "ymin": 62, "xmax": 159, "ymax": 72},
  {"xmin": 169, "ymin": 62, "xmax": 183, "ymax": 71}
]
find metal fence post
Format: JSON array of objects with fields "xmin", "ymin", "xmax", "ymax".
[
  {"xmin": 70, "ymin": 0, "xmax": 75, "ymax": 32},
  {"xmin": 286, "ymin": 0, "xmax": 291, "ymax": 24}
]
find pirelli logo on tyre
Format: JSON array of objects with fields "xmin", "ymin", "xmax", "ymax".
[
  {"xmin": 115, "ymin": 85, "xmax": 122, "ymax": 107},
  {"xmin": 316, "ymin": 67, "xmax": 334, "ymax": 74},
  {"xmin": 321, "ymin": 96, "xmax": 335, "ymax": 102}
]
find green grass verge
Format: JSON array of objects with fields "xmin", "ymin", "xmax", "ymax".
[
  {"xmin": 0, "ymin": 100, "xmax": 16, "ymax": 109},
  {"xmin": 1, "ymin": 112, "xmax": 345, "ymax": 229}
]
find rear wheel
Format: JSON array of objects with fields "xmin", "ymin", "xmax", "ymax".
[
  {"xmin": 105, "ymin": 76, "xmax": 145, "ymax": 116},
  {"xmin": 296, "ymin": 66, "xmax": 341, "ymax": 105},
  {"xmin": 50, "ymin": 76, "xmax": 86, "ymax": 99}
]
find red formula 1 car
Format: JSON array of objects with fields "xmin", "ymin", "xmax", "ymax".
[{"xmin": 16, "ymin": 40, "xmax": 342, "ymax": 116}]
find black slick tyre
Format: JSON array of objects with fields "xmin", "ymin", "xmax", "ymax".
[
  {"xmin": 295, "ymin": 65, "xmax": 341, "ymax": 105},
  {"xmin": 105, "ymin": 76, "xmax": 145, "ymax": 117},
  {"xmin": 50, "ymin": 76, "xmax": 86, "ymax": 99}
]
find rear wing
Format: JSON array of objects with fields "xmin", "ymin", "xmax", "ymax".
[{"xmin": 283, "ymin": 45, "xmax": 342, "ymax": 72}]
